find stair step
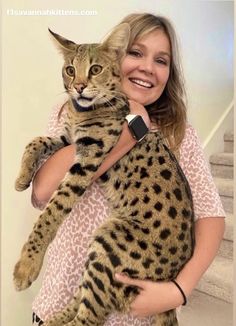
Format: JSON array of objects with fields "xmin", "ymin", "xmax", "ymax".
[
  {"xmin": 210, "ymin": 153, "xmax": 234, "ymax": 178},
  {"xmin": 224, "ymin": 142, "xmax": 234, "ymax": 153},
  {"xmin": 210, "ymin": 152, "xmax": 234, "ymax": 166},
  {"xmin": 221, "ymin": 196, "xmax": 233, "ymax": 214},
  {"xmin": 224, "ymin": 213, "xmax": 233, "ymax": 241},
  {"xmin": 179, "ymin": 290, "xmax": 233, "ymax": 326},
  {"xmin": 196, "ymin": 255, "xmax": 233, "ymax": 303},
  {"xmin": 224, "ymin": 131, "xmax": 234, "ymax": 142},
  {"xmin": 211, "ymin": 164, "xmax": 233, "ymax": 179},
  {"xmin": 214, "ymin": 178, "xmax": 233, "ymax": 197},
  {"xmin": 224, "ymin": 131, "xmax": 234, "ymax": 153},
  {"xmin": 214, "ymin": 178, "xmax": 234, "ymax": 213},
  {"xmin": 218, "ymin": 214, "xmax": 233, "ymax": 259},
  {"xmin": 218, "ymin": 239, "xmax": 233, "ymax": 259}
]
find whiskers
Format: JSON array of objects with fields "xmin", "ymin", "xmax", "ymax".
[{"xmin": 96, "ymin": 87, "xmax": 127, "ymax": 110}]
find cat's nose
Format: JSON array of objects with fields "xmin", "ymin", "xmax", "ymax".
[{"xmin": 74, "ymin": 83, "xmax": 87, "ymax": 94}]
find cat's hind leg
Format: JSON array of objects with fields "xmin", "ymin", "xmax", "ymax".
[
  {"xmin": 15, "ymin": 135, "xmax": 69, "ymax": 191},
  {"xmin": 43, "ymin": 288, "xmax": 82, "ymax": 326}
]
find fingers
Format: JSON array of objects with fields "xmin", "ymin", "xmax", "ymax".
[
  {"xmin": 115, "ymin": 273, "xmax": 146, "ymax": 289},
  {"xmin": 128, "ymin": 100, "xmax": 145, "ymax": 113}
]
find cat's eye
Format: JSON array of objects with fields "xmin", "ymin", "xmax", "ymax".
[
  {"xmin": 66, "ymin": 66, "xmax": 75, "ymax": 77},
  {"xmin": 90, "ymin": 65, "xmax": 102, "ymax": 75}
]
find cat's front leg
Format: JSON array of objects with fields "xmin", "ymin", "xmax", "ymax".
[
  {"xmin": 13, "ymin": 138, "xmax": 112, "ymax": 291},
  {"xmin": 15, "ymin": 135, "xmax": 69, "ymax": 191}
]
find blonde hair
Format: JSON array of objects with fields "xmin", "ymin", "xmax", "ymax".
[{"xmin": 119, "ymin": 13, "xmax": 187, "ymax": 149}]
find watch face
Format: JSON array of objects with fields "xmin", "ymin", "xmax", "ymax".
[{"xmin": 129, "ymin": 116, "xmax": 148, "ymax": 141}]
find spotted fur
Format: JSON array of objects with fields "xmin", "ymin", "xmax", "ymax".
[{"xmin": 14, "ymin": 25, "xmax": 195, "ymax": 326}]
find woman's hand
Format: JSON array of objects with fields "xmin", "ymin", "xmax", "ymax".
[
  {"xmin": 32, "ymin": 100, "xmax": 150, "ymax": 204},
  {"xmin": 91, "ymin": 100, "xmax": 150, "ymax": 181},
  {"xmin": 115, "ymin": 273, "xmax": 183, "ymax": 318}
]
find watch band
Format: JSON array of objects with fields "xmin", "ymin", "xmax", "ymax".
[{"xmin": 125, "ymin": 114, "xmax": 139, "ymax": 123}]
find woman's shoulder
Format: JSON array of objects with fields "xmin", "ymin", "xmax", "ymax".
[
  {"xmin": 180, "ymin": 122, "xmax": 201, "ymax": 153},
  {"xmin": 50, "ymin": 94, "xmax": 69, "ymax": 116},
  {"xmin": 179, "ymin": 122, "xmax": 206, "ymax": 170},
  {"xmin": 184, "ymin": 122, "xmax": 199, "ymax": 140},
  {"xmin": 46, "ymin": 95, "xmax": 69, "ymax": 136}
]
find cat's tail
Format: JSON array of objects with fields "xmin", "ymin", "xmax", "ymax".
[{"xmin": 154, "ymin": 309, "xmax": 178, "ymax": 326}]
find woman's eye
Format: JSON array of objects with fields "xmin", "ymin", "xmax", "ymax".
[
  {"xmin": 156, "ymin": 58, "xmax": 168, "ymax": 65},
  {"xmin": 65, "ymin": 66, "xmax": 75, "ymax": 76},
  {"xmin": 90, "ymin": 64, "xmax": 102, "ymax": 75},
  {"xmin": 127, "ymin": 49, "xmax": 142, "ymax": 57}
]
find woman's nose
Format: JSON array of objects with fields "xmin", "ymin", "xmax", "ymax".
[{"xmin": 138, "ymin": 58, "xmax": 154, "ymax": 74}]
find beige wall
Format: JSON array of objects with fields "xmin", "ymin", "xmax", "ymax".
[{"xmin": 1, "ymin": 1, "xmax": 233, "ymax": 325}]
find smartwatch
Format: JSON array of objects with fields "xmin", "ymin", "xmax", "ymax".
[{"xmin": 125, "ymin": 114, "xmax": 149, "ymax": 142}]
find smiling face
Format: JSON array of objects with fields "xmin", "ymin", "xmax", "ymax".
[{"xmin": 120, "ymin": 28, "xmax": 171, "ymax": 106}]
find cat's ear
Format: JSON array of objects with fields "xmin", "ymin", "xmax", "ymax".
[
  {"xmin": 48, "ymin": 29, "xmax": 77, "ymax": 58},
  {"xmin": 101, "ymin": 23, "xmax": 130, "ymax": 55}
]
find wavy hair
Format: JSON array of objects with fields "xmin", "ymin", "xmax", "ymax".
[{"xmin": 118, "ymin": 13, "xmax": 187, "ymax": 150}]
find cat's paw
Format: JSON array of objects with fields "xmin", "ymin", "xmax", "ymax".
[
  {"xmin": 43, "ymin": 321, "xmax": 58, "ymax": 326},
  {"xmin": 13, "ymin": 255, "xmax": 42, "ymax": 291},
  {"xmin": 43, "ymin": 310, "xmax": 77, "ymax": 326},
  {"xmin": 44, "ymin": 321, "xmax": 65, "ymax": 326},
  {"xmin": 15, "ymin": 176, "xmax": 31, "ymax": 191}
]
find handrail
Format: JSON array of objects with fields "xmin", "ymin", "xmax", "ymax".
[{"xmin": 203, "ymin": 99, "xmax": 234, "ymax": 149}]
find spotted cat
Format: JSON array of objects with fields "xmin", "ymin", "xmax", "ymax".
[{"xmin": 14, "ymin": 24, "xmax": 195, "ymax": 326}]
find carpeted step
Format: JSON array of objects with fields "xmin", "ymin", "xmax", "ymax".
[
  {"xmin": 196, "ymin": 255, "xmax": 233, "ymax": 303},
  {"xmin": 224, "ymin": 131, "xmax": 234, "ymax": 153},
  {"xmin": 218, "ymin": 213, "xmax": 233, "ymax": 259},
  {"xmin": 224, "ymin": 213, "xmax": 233, "ymax": 241},
  {"xmin": 214, "ymin": 178, "xmax": 234, "ymax": 213},
  {"xmin": 179, "ymin": 289, "xmax": 233, "ymax": 326},
  {"xmin": 218, "ymin": 239, "xmax": 233, "ymax": 259},
  {"xmin": 210, "ymin": 153, "xmax": 233, "ymax": 179}
]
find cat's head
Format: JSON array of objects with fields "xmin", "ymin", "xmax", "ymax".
[{"xmin": 49, "ymin": 24, "xmax": 130, "ymax": 112}]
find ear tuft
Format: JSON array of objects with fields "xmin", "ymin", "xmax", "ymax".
[
  {"xmin": 48, "ymin": 28, "xmax": 77, "ymax": 58},
  {"xmin": 101, "ymin": 23, "xmax": 130, "ymax": 55}
]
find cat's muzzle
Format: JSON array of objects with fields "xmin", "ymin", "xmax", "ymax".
[{"xmin": 72, "ymin": 98, "xmax": 94, "ymax": 112}]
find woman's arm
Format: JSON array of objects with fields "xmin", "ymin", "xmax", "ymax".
[
  {"xmin": 115, "ymin": 123, "xmax": 226, "ymax": 316},
  {"xmin": 176, "ymin": 216, "xmax": 225, "ymax": 296},
  {"xmin": 115, "ymin": 216, "xmax": 225, "ymax": 317},
  {"xmin": 32, "ymin": 100, "xmax": 150, "ymax": 204},
  {"xmin": 32, "ymin": 144, "xmax": 76, "ymax": 203}
]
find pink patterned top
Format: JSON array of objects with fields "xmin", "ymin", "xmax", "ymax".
[{"xmin": 32, "ymin": 99, "xmax": 225, "ymax": 325}]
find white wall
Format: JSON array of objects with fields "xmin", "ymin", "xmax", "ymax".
[{"xmin": 1, "ymin": 1, "xmax": 233, "ymax": 325}]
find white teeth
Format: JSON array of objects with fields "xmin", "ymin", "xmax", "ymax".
[{"xmin": 130, "ymin": 78, "xmax": 153, "ymax": 88}]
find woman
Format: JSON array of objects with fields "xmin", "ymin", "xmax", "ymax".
[{"xmin": 32, "ymin": 13, "xmax": 225, "ymax": 325}]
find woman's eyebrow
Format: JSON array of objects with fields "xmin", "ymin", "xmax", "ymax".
[{"xmin": 158, "ymin": 51, "xmax": 171, "ymax": 58}]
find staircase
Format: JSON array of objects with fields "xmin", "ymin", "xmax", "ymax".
[
  {"xmin": 196, "ymin": 130, "xmax": 234, "ymax": 302},
  {"xmin": 179, "ymin": 131, "xmax": 234, "ymax": 326}
]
